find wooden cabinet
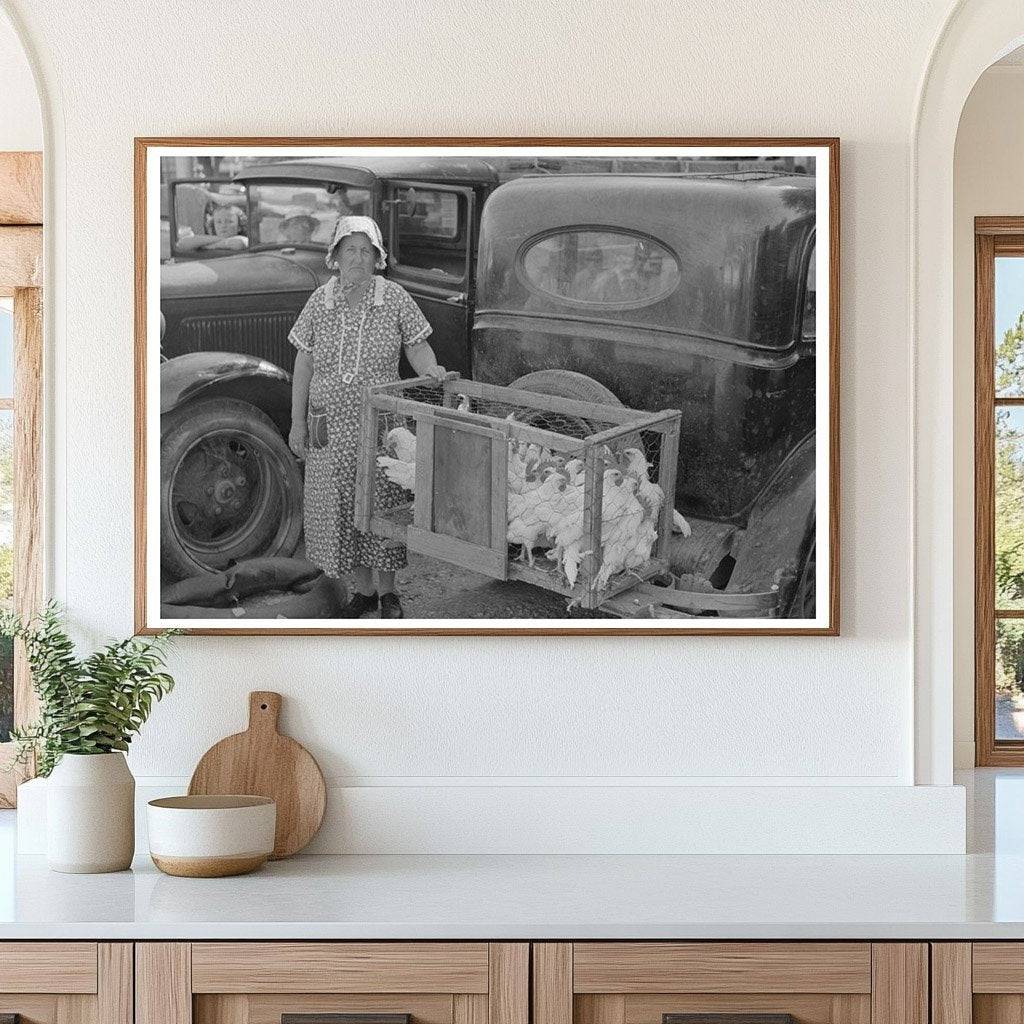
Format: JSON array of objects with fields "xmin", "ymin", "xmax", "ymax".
[
  {"xmin": 136, "ymin": 943, "xmax": 528, "ymax": 1024},
  {"xmin": 0, "ymin": 942, "xmax": 132, "ymax": 1024},
  {"xmin": 532, "ymin": 943, "xmax": 928, "ymax": 1024},
  {"xmin": 931, "ymin": 943, "xmax": 1024, "ymax": 1024},
  {"xmin": 0, "ymin": 938, "xmax": 939, "ymax": 1024}
]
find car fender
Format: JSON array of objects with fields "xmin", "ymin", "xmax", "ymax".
[
  {"xmin": 160, "ymin": 352, "xmax": 293, "ymax": 434},
  {"xmin": 726, "ymin": 430, "xmax": 816, "ymax": 611}
]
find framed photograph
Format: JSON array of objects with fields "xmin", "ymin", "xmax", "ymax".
[{"xmin": 135, "ymin": 138, "xmax": 838, "ymax": 635}]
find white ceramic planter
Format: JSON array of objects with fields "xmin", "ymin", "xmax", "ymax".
[{"xmin": 46, "ymin": 752, "xmax": 135, "ymax": 873}]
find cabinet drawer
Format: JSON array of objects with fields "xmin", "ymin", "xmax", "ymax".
[
  {"xmin": 191, "ymin": 943, "xmax": 490, "ymax": 993},
  {"xmin": 934, "ymin": 942, "xmax": 1024, "ymax": 1024},
  {"xmin": 0, "ymin": 942, "xmax": 130, "ymax": 1024},
  {"xmin": 0, "ymin": 942, "xmax": 98, "ymax": 993},
  {"xmin": 535, "ymin": 943, "xmax": 926, "ymax": 1024},
  {"xmin": 572, "ymin": 943, "xmax": 872, "ymax": 994},
  {"xmin": 139, "ymin": 942, "xmax": 528, "ymax": 1024}
]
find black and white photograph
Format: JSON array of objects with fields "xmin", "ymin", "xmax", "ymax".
[{"xmin": 138, "ymin": 141, "xmax": 837, "ymax": 634}]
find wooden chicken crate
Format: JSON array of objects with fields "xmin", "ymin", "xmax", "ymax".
[{"xmin": 355, "ymin": 374, "xmax": 682, "ymax": 611}]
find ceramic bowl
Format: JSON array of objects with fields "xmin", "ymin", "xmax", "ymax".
[{"xmin": 147, "ymin": 795, "xmax": 276, "ymax": 877}]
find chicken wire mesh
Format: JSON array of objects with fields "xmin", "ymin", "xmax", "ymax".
[{"xmin": 361, "ymin": 379, "xmax": 679, "ymax": 603}]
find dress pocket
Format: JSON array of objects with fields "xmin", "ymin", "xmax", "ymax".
[{"xmin": 307, "ymin": 403, "xmax": 330, "ymax": 450}]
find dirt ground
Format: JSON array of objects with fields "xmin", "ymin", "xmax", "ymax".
[{"xmin": 391, "ymin": 551, "xmax": 571, "ymax": 619}]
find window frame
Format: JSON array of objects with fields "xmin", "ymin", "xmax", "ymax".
[
  {"xmin": 0, "ymin": 151, "xmax": 43, "ymax": 806},
  {"xmin": 384, "ymin": 179, "xmax": 474, "ymax": 286},
  {"xmin": 975, "ymin": 218, "xmax": 1024, "ymax": 765}
]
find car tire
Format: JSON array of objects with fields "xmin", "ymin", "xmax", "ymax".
[
  {"xmin": 160, "ymin": 397, "xmax": 303, "ymax": 582},
  {"xmin": 508, "ymin": 369, "xmax": 623, "ymax": 407},
  {"xmin": 508, "ymin": 369, "xmax": 624, "ymax": 438}
]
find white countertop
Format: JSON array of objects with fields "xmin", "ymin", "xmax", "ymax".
[
  {"xmin": 0, "ymin": 848, "xmax": 1022, "ymax": 940},
  {"xmin": 1, "ymin": 769, "xmax": 1021, "ymax": 941}
]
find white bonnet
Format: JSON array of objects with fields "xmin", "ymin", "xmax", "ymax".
[{"xmin": 326, "ymin": 215, "xmax": 388, "ymax": 271}]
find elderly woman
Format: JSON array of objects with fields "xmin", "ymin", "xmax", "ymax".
[{"xmin": 288, "ymin": 216, "xmax": 445, "ymax": 619}]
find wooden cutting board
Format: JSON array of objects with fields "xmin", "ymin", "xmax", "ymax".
[{"xmin": 188, "ymin": 691, "xmax": 326, "ymax": 859}]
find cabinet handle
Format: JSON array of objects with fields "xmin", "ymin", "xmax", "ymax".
[
  {"xmin": 664, "ymin": 1016, "xmax": 797, "ymax": 1024},
  {"xmin": 283, "ymin": 1016, "xmax": 411, "ymax": 1024}
]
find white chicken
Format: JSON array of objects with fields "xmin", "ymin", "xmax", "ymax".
[
  {"xmin": 385, "ymin": 426, "xmax": 416, "ymax": 463},
  {"xmin": 595, "ymin": 469, "xmax": 645, "ymax": 591},
  {"xmin": 544, "ymin": 464, "xmax": 586, "ymax": 578},
  {"xmin": 507, "ymin": 468, "xmax": 568, "ymax": 565},
  {"xmin": 620, "ymin": 447, "xmax": 665, "ymax": 523},
  {"xmin": 620, "ymin": 446, "xmax": 692, "ymax": 538},
  {"xmin": 376, "ymin": 425, "xmax": 417, "ymax": 493}
]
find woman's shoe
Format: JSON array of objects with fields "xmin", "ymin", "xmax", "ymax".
[
  {"xmin": 380, "ymin": 593, "xmax": 404, "ymax": 619},
  {"xmin": 339, "ymin": 591, "xmax": 379, "ymax": 618}
]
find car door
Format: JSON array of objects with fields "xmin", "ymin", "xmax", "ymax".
[{"xmin": 383, "ymin": 180, "xmax": 476, "ymax": 376}]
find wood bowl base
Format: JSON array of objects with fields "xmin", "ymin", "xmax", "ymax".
[{"xmin": 151, "ymin": 853, "xmax": 268, "ymax": 878}]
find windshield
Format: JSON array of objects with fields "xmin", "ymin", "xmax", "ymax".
[
  {"xmin": 172, "ymin": 181, "xmax": 249, "ymax": 256},
  {"xmin": 248, "ymin": 182, "xmax": 371, "ymax": 250}
]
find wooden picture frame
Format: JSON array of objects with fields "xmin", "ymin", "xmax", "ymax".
[
  {"xmin": 0, "ymin": 151, "xmax": 43, "ymax": 806},
  {"xmin": 136, "ymin": 137, "xmax": 840, "ymax": 636}
]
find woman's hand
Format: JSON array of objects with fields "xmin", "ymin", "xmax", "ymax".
[
  {"xmin": 288, "ymin": 422, "xmax": 308, "ymax": 460},
  {"xmin": 423, "ymin": 363, "xmax": 446, "ymax": 381}
]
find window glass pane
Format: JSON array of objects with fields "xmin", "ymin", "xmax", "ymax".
[
  {"xmin": 996, "ymin": 256, "xmax": 1024, "ymax": 396},
  {"xmin": 173, "ymin": 181, "xmax": 249, "ymax": 252},
  {"xmin": 997, "ymin": 407, "xmax": 1024, "ymax": 609},
  {"xmin": 998, "ymin": 619, "xmax": 1024, "ymax": 740},
  {"xmin": 249, "ymin": 183, "xmax": 367, "ymax": 248},
  {"xmin": 0, "ymin": 409, "xmax": 12, "ymax": 742},
  {"xmin": 396, "ymin": 187, "xmax": 459, "ymax": 240},
  {"xmin": 0, "ymin": 300, "xmax": 13, "ymax": 399},
  {"xmin": 393, "ymin": 188, "xmax": 467, "ymax": 280},
  {"xmin": 521, "ymin": 230, "xmax": 680, "ymax": 307}
]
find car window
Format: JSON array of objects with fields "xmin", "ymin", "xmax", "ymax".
[
  {"xmin": 396, "ymin": 186, "xmax": 459, "ymax": 240},
  {"xmin": 801, "ymin": 242, "xmax": 816, "ymax": 342},
  {"xmin": 249, "ymin": 183, "xmax": 370, "ymax": 248},
  {"xmin": 391, "ymin": 186, "xmax": 468, "ymax": 281},
  {"xmin": 520, "ymin": 230, "xmax": 680, "ymax": 307},
  {"xmin": 173, "ymin": 182, "xmax": 248, "ymax": 249}
]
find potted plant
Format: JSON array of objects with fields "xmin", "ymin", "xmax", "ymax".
[{"xmin": 2, "ymin": 603, "xmax": 177, "ymax": 873}]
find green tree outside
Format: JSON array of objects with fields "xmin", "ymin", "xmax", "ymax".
[{"xmin": 995, "ymin": 312, "xmax": 1024, "ymax": 693}]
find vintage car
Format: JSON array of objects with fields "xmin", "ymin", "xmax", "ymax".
[
  {"xmin": 160, "ymin": 162, "xmax": 818, "ymax": 616},
  {"xmin": 471, "ymin": 173, "xmax": 818, "ymax": 615},
  {"xmin": 159, "ymin": 156, "xmax": 505, "ymax": 580}
]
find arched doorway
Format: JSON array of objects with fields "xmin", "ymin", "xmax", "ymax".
[
  {"xmin": 914, "ymin": 0, "xmax": 1024, "ymax": 785},
  {"xmin": 0, "ymin": 2, "xmax": 44, "ymax": 807}
]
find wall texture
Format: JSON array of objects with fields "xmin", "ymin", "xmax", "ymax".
[
  {"xmin": 0, "ymin": 7, "xmax": 40, "ymax": 150},
  {"xmin": 953, "ymin": 64, "xmax": 1024, "ymax": 767},
  {"xmin": 0, "ymin": 0, "xmax": 979, "ymax": 851}
]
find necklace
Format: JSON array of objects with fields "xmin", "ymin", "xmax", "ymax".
[{"xmin": 338, "ymin": 281, "xmax": 371, "ymax": 385}]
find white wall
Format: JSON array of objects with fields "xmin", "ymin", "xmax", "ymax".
[
  {"xmin": 0, "ymin": 0, "xmax": 974, "ymax": 852},
  {"xmin": 0, "ymin": 7, "xmax": 40, "ymax": 151},
  {"xmin": 952, "ymin": 65, "xmax": 1024, "ymax": 768}
]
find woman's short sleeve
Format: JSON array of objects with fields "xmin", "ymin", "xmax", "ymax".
[
  {"xmin": 395, "ymin": 286, "xmax": 432, "ymax": 348},
  {"xmin": 288, "ymin": 289, "xmax": 318, "ymax": 352}
]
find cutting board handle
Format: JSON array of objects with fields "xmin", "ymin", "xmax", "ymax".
[{"xmin": 248, "ymin": 691, "xmax": 282, "ymax": 734}]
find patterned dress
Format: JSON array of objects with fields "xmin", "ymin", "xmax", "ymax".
[{"xmin": 289, "ymin": 275, "xmax": 432, "ymax": 577}]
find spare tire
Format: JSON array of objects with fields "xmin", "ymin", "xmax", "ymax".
[
  {"xmin": 508, "ymin": 369, "xmax": 624, "ymax": 441},
  {"xmin": 509, "ymin": 369, "xmax": 622, "ymax": 407}
]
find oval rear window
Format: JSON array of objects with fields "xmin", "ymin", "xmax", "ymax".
[{"xmin": 520, "ymin": 229, "xmax": 680, "ymax": 308}]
